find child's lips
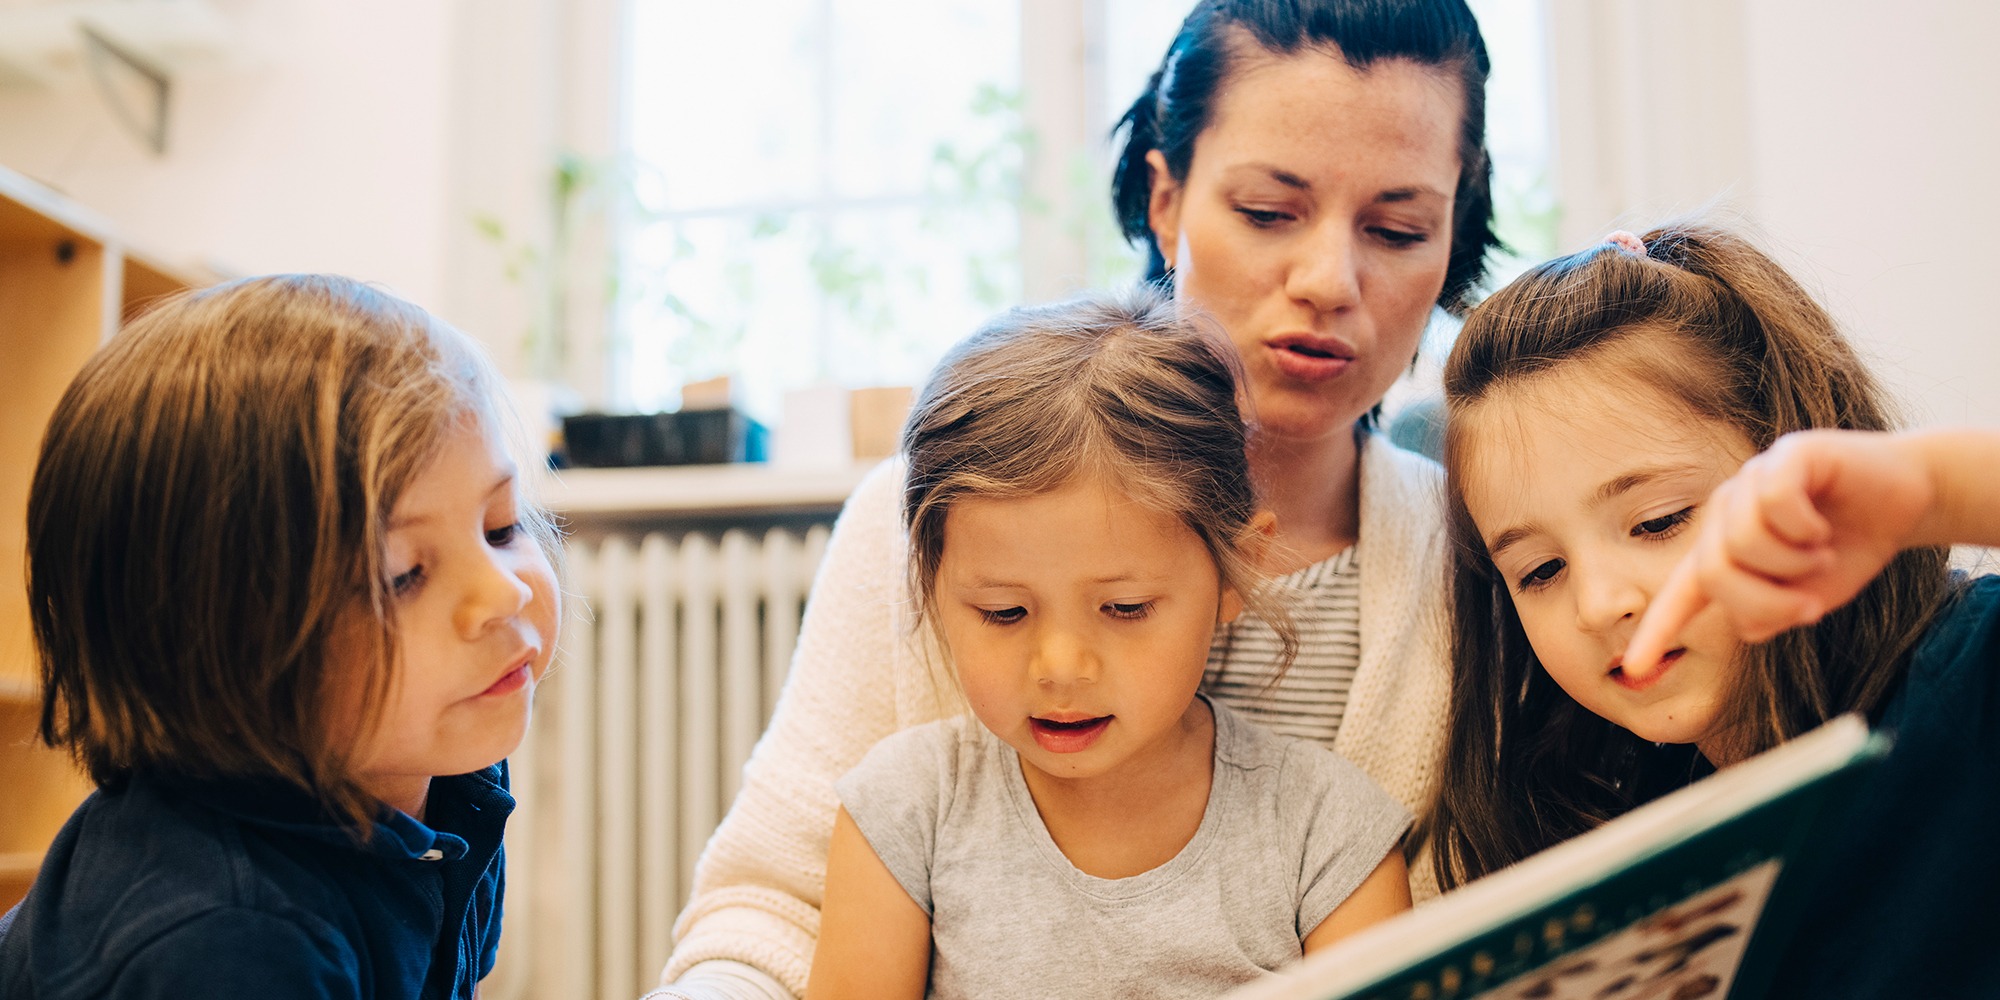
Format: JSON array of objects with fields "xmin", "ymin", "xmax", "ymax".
[
  {"xmin": 1610, "ymin": 648, "xmax": 1684, "ymax": 692},
  {"xmin": 1029, "ymin": 715, "xmax": 1112, "ymax": 753},
  {"xmin": 478, "ymin": 652, "xmax": 536, "ymax": 697}
]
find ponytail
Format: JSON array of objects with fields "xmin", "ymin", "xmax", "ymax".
[
  {"xmin": 1110, "ymin": 74, "xmax": 1170, "ymax": 282},
  {"xmin": 1639, "ymin": 226, "xmax": 1894, "ymax": 446}
]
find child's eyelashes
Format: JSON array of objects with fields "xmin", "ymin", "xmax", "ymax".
[
  {"xmin": 972, "ymin": 601, "xmax": 1156, "ymax": 624},
  {"xmin": 1632, "ymin": 506, "xmax": 1696, "ymax": 539},
  {"xmin": 1516, "ymin": 559, "xmax": 1564, "ymax": 593},
  {"xmin": 385, "ymin": 521, "xmax": 524, "ymax": 597},
  {"xmin": 1507, "ymin": 507, "xmax": 1698, "ymax": 592},
  {"xmin": 389, "ymin": 564, "xmax": 426, "ymax": 596}
]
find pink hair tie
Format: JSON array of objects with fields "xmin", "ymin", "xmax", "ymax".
[{"xmin": 1605, "ymin": 230, "xmax": 1647, "ymax": 256}]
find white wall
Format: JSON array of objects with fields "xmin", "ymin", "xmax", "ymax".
[
  {"xmin": 1741, "ymin": 2, "xmax": 2000, "ymax": 428},
  {"xmin": 0, "ymin": 0, "xmax": 458, "ymax": 313},
  {"xmin": 1548, "ymin": 0, "xmax": 2000, "ymax": 427},
  {"xmin": 5, "ymin": 2, "xmax": 1992, "ymax": 426},
  {"xmin": 0, "ymin": 0, "xmax": 623, "ymax": 393}
]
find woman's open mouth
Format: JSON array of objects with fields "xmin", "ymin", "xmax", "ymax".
[
  {"xmin": 1267, "ymin": 335, "xmax": 1355, "ymax": 382},
  {"xmin": 1029, "ymin": 715, "xmax": 1112, "ymax": 753}
]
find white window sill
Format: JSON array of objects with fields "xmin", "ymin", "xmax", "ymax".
[{"xmin": 538, "ymin": 461, "xmax": 877, "ymax": 519}]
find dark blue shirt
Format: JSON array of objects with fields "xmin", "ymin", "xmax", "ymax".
[
  {"xmin": 0, "ymin": 762, "xmax": 511, "ymax": 999},
  {"xmin": 1777, "ymin": 574, "xmax": 2000, "ymax": 998}
]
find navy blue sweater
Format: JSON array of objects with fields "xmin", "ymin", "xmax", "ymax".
[
  {"xmin": 0, "ymin": 763, "xmax": 511, "ymax": 999},
  {"xmin": 1774, "ymin": 576, "xmax": 2000, "ymax": 997}
]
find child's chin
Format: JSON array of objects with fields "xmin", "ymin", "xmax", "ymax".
[{"xmin": 1623, "ymin": 713, "xmax": 1718, "ymax": 749}]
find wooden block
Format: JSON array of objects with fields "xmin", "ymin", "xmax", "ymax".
[{"xmin": 849, "ymin": 386, "xmax": 912, "ymax": 461}]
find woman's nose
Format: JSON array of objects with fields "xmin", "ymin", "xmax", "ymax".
[{"xmin": 1286, "ymin": 221, "xmax": 1362, "ymax": 314}]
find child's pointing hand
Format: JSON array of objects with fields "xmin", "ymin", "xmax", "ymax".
[{"xmin": 1624, "ymin": 430, "xmax": 1936, "ymax": 678}]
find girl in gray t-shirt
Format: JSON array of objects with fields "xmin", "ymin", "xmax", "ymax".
[{"xmin": 805, "ymin": 290, "xmax": 1414, "ymax": 1000}]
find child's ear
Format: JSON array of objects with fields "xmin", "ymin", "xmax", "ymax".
[
  {"xmin": 1218, "ymin": 511, "xmax": 1279, "ymax": 625},
  {"xmin": 1243, "ymin": 510, "xmax": 1278, "ymax": 567},
  {"xmin": 1219, "ymin": 585, "xmax": 1245, "ymax": 625}
]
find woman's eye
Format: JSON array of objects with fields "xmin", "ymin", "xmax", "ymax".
[
  {"xmin": 1235, "ymin": 207, "xmax": 1291, "ymax": 228},
  {"xmin": 389, "ymin": 565, "xmax": 426, "ymax": 596},
  {"xmin": 487, "ymin": 522, "xmax": 521, "ymax": 546},
  {"xmin": 1104, "ymin": 601, "xmax": 1153, "ymax": 620},
  {"xmin": 1518, "ymin": 559, "xmax": 1563, "ymax": 591},
  {"xmin": 1633, "ymin": 507, "xmax": 1695, "ymax": 538},
  {"xmin": 1370, "ymin": 226, "xmax": 1427, "ymax": 247},
  {"xmin": 979, "ymin": 607, "xmax": 1026, "ymax": 626}
]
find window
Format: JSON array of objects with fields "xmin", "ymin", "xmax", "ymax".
[
  {"xmin": 622, "ymin": 0, "xmax": 1021, "ymax": 421},
  {"xmin": 618, "ymin": 1, "xmax": 1552, "ymax": 424}
]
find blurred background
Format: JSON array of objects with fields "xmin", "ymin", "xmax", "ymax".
[
  {"xmin": 1, "ymin": 0, "xmax": 1993, "ymax": 432},
  {"xmin": 1, "ymin": 3, "xmax": 1995, "ymax": 998}
]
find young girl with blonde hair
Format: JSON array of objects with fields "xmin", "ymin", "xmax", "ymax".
[
  {"xmin": 1430, "ymin": 223, "xmax": 1999, "ymax": 998},
  {"xmin": 0, "ymin": 275, "xmax": 562, "ymax": 999},
  {"xmin": 806, "ymin": 289, "xmax": 1413, "ymax": 1000}
]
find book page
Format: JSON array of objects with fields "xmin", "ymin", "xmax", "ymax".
[{"xmin": 1473, "ymin": 860, "xmax": 1779, "ymax": 1000}]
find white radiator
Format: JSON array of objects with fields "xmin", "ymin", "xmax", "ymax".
[{"xmin": 489, "ymin": 524, "xmax": 832, "ymax": 1000}]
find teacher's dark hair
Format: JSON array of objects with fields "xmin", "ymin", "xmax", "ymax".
[{"xmin": 1111, "ymin": 0, "xmax": 1499, "ymax": 310}]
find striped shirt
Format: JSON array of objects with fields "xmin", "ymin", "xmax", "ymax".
[{"xmin": 1204, "ymin": 545, "xmax": 1360, "ymax": 745}]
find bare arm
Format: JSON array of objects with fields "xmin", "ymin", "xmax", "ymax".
[
  {"xmin": 1628, "ymin": 427, "xmax": 2000, "ymax": 673},
  {"xmin": 804, "ymin": 808, "xmax": 932, "ymax": 1000},
  {"xmin": 1301, "ymin": 849, "xmax": 1413, "ymax": 954}
]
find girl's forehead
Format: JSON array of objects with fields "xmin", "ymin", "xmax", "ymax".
[{"xmin": 1454, "ymin": 366, "xmax": 1753, "ymax": 517}]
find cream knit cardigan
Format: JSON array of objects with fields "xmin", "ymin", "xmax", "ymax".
[{"xmin": 650, "ymin": 434, "xmax": 1451, "ymax": 1000}]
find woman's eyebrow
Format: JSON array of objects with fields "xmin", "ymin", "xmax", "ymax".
[
  {"xmin": 1226, "ymin": 165, "xmax": 1447, "ymax": 204},
  {"xmin": 1376, "ymin": 186, "xmax": 1448, "ymax": 204}
]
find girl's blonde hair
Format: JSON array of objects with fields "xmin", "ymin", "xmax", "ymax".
[
  {"xmin": 28, "ymin": 274, "xmax": 559, "ymax": 829},
  {"xmin": 1430, "ymin": 222, "xmax": 1951, "ymax": 888},
  {"xmin": 900, "ymin": 285, "xmax": 1296, "ymax": 671}
]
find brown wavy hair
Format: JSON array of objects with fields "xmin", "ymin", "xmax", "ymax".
[
  {"xmin": 1429, "ymin": 223, "xmax": 1951, "ymax": 889},
  {"xmin": 28, "ymin": 274, "xmax": 559, "ymax": 830},
  {"xmin": 901, "ymin": 285, "xmax": 1296, "ymax": 673}
]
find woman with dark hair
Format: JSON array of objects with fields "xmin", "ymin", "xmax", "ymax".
[{"xmin": 649, "ymin": 3, "xmax": 1501, "ymax": 997}]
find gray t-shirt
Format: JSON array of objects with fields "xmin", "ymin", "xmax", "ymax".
[{"xmin": 835, "ymin": 698, "xmax": 1412, "ymax": 1000}]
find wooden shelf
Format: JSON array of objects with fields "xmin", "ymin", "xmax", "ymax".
[
  {"xmin": 0, "ymin": 163, "xmax": 204, "ymax": 912},
  {"xmin": 0, "ymin": 698, "xmax": 88, "ymax": 911},
  {"xmin": 0, "ymin": 851, "xmax": 41, "ymax": 914},
  {"xmin": 0, "ymin": 183, "xmax": 104, "ymax": 694},
  {"xmin": 121, "ymin": 250, "xmax": 192, "ymax": 321},
  {"xmin": 0, "ymin": 728, "xmax": 85, "ymax": 854}
]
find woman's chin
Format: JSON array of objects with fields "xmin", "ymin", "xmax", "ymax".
[{"xmin": 1245, "ymin": 399, "xmax": 1372, "ymax": 447}]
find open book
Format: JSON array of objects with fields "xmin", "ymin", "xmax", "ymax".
[{"xmin": 1229, "ymin": 714, "xmax": 1886, "ymax": 1000}]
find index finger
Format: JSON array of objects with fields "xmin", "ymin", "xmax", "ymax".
[{"xmin": 1625, "ymin": 553, "xmax": 1707, "ymax": 678}]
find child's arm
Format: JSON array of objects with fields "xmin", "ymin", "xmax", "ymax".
[
  {"xmin": 1627, "ymin": 427, "xmax": 2000, "ymax": 674},
  {"xmin": 804, "ymin": 807, "xmax": 932, "ymax": 1000},
  {"xmin": 1301, "ymin": 849, "xmax": 1413, "ymax": 954}
]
